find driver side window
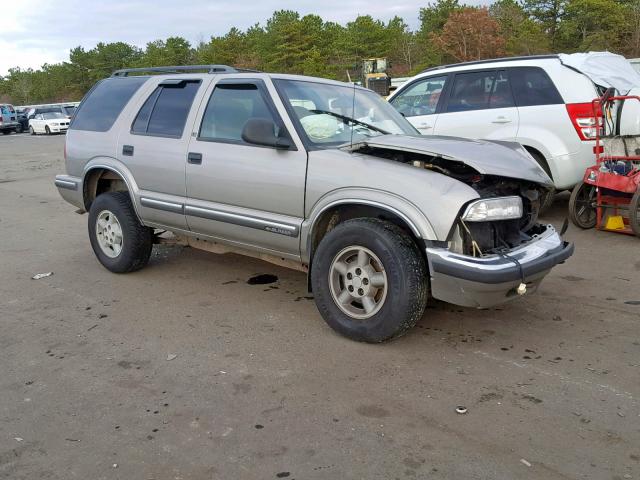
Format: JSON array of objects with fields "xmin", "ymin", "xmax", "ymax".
[
  {"xmin": 391, "ymin": 75, "xmax": 447, "ymax": 117},
  {"xmin": 199, "ymin": 83, "xmax": 281, "ymax": 143}
]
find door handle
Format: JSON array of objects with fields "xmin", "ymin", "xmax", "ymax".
[
  {"xmin": 187, "ymin": 152, "xmax": 202, "ymax": 165},
  {"xmin": 492, "ymin": 117, "xmax": 512, "ymax": 124},
  {"xmin": 417, "ymin": 123, "xmax": 432, "ymax": 130},
  {"xmin": 122, "ymin": 145, "xmax": 134, "ymax": 156}
]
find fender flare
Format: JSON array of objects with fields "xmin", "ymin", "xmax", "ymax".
[
  {"xmin": 83, "ymin": 158, "xmax": 143, "ymax": 221},
  {"xmin": 301, "ymin": 188, "xmax": 437, "ymax": 263}
]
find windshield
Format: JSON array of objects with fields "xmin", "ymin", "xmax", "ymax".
[
  {"xmin": 275, "ymin": 79, "xmax": 418, "ymax": 147},
  {"xmin": 63, "ymin": 106, "xmax": 76, "ymax": 116},
  {"xmin": 43, "ymin": 112, "xmax": 66, "ymax": 120}
]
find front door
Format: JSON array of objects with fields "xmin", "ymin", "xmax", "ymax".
[
  {"xmin": 434, "ymin": 69, "xmax": 519, "ymax": 140},
  {"xmin": 185, "ymin": 78, "xmax": 307, "ymax": 258},
  {"xmin": 389, "ymin": 75, "xmax": 448, "ymax": 135}
]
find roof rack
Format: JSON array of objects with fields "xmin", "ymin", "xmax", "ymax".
[
  {"xmin": 111, "ymin": 65, "xmax": 260, "ymax": 77},
  {"xmin": 420, "ymin": 55, "xmax": 560, "ymax": 74}
]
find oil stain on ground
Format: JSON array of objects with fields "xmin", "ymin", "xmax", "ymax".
[{"xmin": 247, "ymin": 274, "xmax": 278, "ymax": 285}]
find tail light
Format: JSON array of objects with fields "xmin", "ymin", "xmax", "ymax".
[{"xmin": 566, "ymin": 103, "xmax": 601, "ymax": 140}]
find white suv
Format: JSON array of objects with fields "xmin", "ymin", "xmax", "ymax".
[{"xmin": 388, "ymin": 55, "xmax": 601, "ymax": 191}]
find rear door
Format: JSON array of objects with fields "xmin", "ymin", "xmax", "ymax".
[
  {"xmin": 434, "ymin": 69, "xmax": 519, "ymax": 140},
  {"xmin": 388, "ymin": 75, "xmax": 448, "ymax": 134},
  {"xmin": 184, "ymin": 77, "xmax": 307, "ymax": 258},
  {"xmin": 117, "ymin": 78, "xmax": 210, "ymax": 230}
]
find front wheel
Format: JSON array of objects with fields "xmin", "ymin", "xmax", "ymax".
[
  {"xmin": 88, "ymin": 192, "xmax": 153, "ymax": 273},
  {"xmin": 45, "ymin": 126, "xmax": 51, "ymax": 135},
  {"xmin": 15, "ymin": 124, "xmax": 23, "ymax": 134},
  {"xmin": 29, "ymin": 126, "xmax": 35, "ymax": 135},
  {"xmin": 569, "ymin": 183, "xmax": 597, "ymax": 229},
  {"xmin": 311, "ymin": 218, "xmax": 428, "ymax": 342}
]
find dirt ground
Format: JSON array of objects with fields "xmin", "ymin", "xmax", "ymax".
[{"xmin": 0, "ymin": 133, "xmax": 639, "ymax": 480}]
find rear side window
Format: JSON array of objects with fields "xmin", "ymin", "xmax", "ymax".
[
  {"xmin": 71, "ymin": 77, "xmax": 147, "ymax": 132},
  {"xmin": 446, "ymin": 70, "xmax": 514, "ymax": 112},
  {"xmin": 509, "ymin": 67, "xmax": 563, "ymax": 106},
  {"xmin": 198, "ymin": 83, "xmax": 280, "ymax": 143},
  {"xmin": 132, "ymin": 80, "xmax": 201, "ymax": 138}
]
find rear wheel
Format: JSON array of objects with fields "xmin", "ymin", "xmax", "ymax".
[
  {"xmin": 569, "ymin": 183, "xmax": 597, "ymax": 229},
  {"xmin": 311, "ymin": 218, "xmax": 428, "ymax": 343},
  {"xmin": 88, "ymin": 192, "xmax": 153, "ymax": 273},
  {"xmin": 1, "ymin": 130, "xmax": 9, "ymax": 135},
  {"xmin": 630, "ymin": 190, "xmax": 640, "ymax": 238}
]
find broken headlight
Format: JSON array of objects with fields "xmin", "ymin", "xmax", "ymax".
[{"xmin": 462, "ymin": 196, "xmax": 523, "ymax": 222}]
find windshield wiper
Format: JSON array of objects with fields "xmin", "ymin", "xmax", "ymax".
[{"xmin": 310, "ymin": 109, "xmax": 390, "ymax": 135}]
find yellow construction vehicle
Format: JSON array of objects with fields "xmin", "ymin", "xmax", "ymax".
[{"xmin": 362, "ymin": 58, "xmax": 391, "ymax": 97}]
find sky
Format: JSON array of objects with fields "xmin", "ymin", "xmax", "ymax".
[{"xmin": 1, "ymin": 0, "xmax": 487, "ymax": 76}]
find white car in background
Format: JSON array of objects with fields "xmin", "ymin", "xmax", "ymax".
[
  {"xmin": 28, "ymin": 112, "xmax": 70, "ymax": 135},
  {"xmin": 388, "ymin": 53, "xmax": 640, "ymax": 194}
]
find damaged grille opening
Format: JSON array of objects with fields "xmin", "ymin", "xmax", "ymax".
[{"xmin": 352, "ymin": 146, "xmax": 550, "ymax": 256}]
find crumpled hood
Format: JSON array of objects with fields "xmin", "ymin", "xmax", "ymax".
[{"xmin": 347, "ymin": 134, "xmax": 554, "ymax": 188}]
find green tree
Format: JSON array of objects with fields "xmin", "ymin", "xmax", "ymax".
[
  {"xmin": 522, "ymin": 0, "xmax": 567, "ymax": 48},
  {"xmin": 560, "ymin": 0, "xmax": 626, "ymax": 50},
  {"xmin": 141, "ymin": 37, "xmax": 194, "ymax": 66},
  {"xmin": 490, "ymin": 0, "xmax": 550, "ymax": 54}
]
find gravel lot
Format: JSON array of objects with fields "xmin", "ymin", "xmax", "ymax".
[{"xmin": 1, "ymin": 133, "xmax": 639, "ymax": 480}]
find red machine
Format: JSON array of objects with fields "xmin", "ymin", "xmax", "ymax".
[{"xmin": 569, "ymin": 90, "xmax": 640, "ymax": 237}]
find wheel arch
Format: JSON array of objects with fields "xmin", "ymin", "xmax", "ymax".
[
  {"xmin": 82, "ymin": 162, "xmax": 141, "ymax": 221},
  {"xmin": 302, "ymin": 197, "xmax": 434, "ymax": 290}
]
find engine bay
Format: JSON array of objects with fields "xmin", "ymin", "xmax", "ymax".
[{"xmin": 355, "ymin": 146, "xmax": 552, "ymax": 256}]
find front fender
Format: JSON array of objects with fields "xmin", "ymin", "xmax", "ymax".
[{"xmin": 301, "ymin": 187, "xmax": 438, "ymax": 263}]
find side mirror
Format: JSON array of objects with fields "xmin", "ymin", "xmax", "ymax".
[{"xmin": 241, "ymin": 118, "xmax": 292, "ymax": 150}]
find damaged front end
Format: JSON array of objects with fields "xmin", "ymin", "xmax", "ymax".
[{"xmin": 348, "ymin": 135, "xmax": 574, "ymax": 307}]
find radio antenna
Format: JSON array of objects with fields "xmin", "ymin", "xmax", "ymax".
[{"xmin": 349, "ymin": 80, "xmax": 356, "ymax": 150}]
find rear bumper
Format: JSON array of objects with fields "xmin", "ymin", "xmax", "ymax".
[
  {"xmin": 0, "ymin": 122, "xmax": 19, "ymax": 131},
  {"xmin": 426, "ymin": 225, "xmax": 573, "ymax": 308},
  {"xmin": 550, "ymin": 142, "xmax": 595, "ymax": 190},
  {"xmin": 55, "ymin": 174, "xmax": 84, "ymax": 210}
]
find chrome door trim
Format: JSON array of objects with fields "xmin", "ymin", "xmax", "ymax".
[
  {"xmin": 140, "ymin": 197, "xmax": 185, "ymax": 214},
  {"xmin": 184, "ymin": 204, "xmax": 299, "ymax": 237}
]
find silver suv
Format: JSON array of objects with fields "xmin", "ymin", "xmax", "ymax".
[{"xmin": 55, "ymin": 65, "xmax": 573, "ymax": 342}]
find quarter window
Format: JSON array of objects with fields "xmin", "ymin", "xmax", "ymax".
[
  {"xmin": 132, "ymin": 80, "xmax": 201, "ymax": 137},
  {"xmin": 509, "ymin": 67, "xmax": 563, "ymax": 106},
  {"xmin": 71, "ymin": 77, "xmax": 147, "ymax": 132},
  {"xmin": 446, "ymin": 70, "xmax": 515, "ymax": 112},
  {"xmin": 390, "ymin": 75, "xmax": 447, "ymax": 117},
  {"xmin": 199, "ymin": 83, "xmax": 280, "ymax": 143}
]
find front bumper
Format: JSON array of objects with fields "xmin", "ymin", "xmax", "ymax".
[
  {"xmin": 49, "ymin": 125, "xmax": 69, "ymax": 133},
  {"xmin": 426, "ymin": 225, "xmax": 573, "ymax": 308}
]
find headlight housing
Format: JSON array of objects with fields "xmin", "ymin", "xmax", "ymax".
[{"xmin": 462, "ymin": 196, "xmax": 523, "ymax": 222}]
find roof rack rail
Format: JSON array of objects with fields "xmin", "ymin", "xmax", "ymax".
[
  {"xmin": 111, "ymin": 65, "xmax": 260, "ymax": 77},
  {"xmin": 420, "ymin": 54, "xmax": 560, "ymax": 74}
]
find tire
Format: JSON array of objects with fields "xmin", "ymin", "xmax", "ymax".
[
  {"xmin": 311, "ymin": 218, "xmax": 428, "ymax": 343},
  {"xmin": 539, "ymin": 189, "xmax": 556, "ymax": 214},
  {"xmin": 45, "ymin": 126, "xmax": 51, "ymax": 135},
  {"xmin": 630, "ymin": 189, "xmax": 640, "ymax": 238},
  {"xmin": 1, "ymin": 130, "xmax": 9, "ymax": 135},
  {"xmin": 29, "ymin": 126, "xmax": 35, "ymax": 135},
  {"xmin": 526, "ymin": 150, "xmax": 555, "ymax": 214},
  {"xmin": 88, "ymin": 192, "xmax": 153, "ymax": 273},
  {"xmin": 569, "ymin": 182, "xmax": 597, "ymax": 229},
  {"xmin": 15, "ymin": 124, "xmax": 23, "ymax": 134}
]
